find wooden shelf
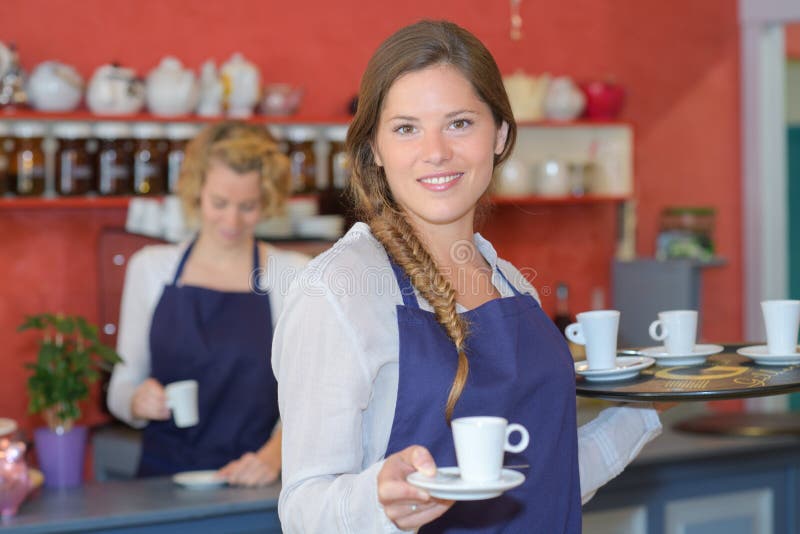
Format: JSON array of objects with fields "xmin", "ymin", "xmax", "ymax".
[
  {"xmin": 0, "ymin": 108, "xmax": 352, "ymax": 126},
  {"xmin": 0, "ymin": 196, "xmax": 132, "ymax": 209},
  {"xmin": 491, "ymin": 194, "xmax": 630, "ymax": 206},
  {"xmin": 515, "ymin": 118, "xmax": 631, "ymax": 128}
]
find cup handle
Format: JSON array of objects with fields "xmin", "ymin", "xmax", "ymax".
[
  {"xmin": 648, "ymin": 320, "xmax": 667, "ymax": 341},
  {"xmin": 505, "ymin": 423, "xmax": 530, "ymax": 454},
  {"xmin": 565, "ymin": 323, "xmax": 584, "ymax": 345}
]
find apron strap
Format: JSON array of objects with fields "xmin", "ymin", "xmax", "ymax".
[
  {"xmin": 496, "ymin": 267, "xmax": 524, "ymax": 297},
  {"xmin": 172, "ymin": 239, "xmax": 197, "ymax": 285},
  {"xmin": 252, "ymin": 239, "xmax": 260, "ymax": 271},
  {"xmin": 388, "ymin": 259, "xmax": 421, "ymax": 309}
]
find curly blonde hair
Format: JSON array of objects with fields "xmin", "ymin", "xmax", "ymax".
[
  {"xmin": 347, "ymin": 21, "xmax": 516, "ymax": 422},
  {"xmin": 178, "ymin": 121, "xmax": 291, "ymax": 223}
]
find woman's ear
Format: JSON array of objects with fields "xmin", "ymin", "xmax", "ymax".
[{"xmin": 494, "ymin": 121, "xmax": 509, "ymax": 155}]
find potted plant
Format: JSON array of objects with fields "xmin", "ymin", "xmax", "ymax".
[{"xmin": 19, "ymin": 313, "xmax": 122, "ymax": 488}]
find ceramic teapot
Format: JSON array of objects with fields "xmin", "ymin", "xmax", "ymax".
[
  {"xmin": 543, "ymin": 77, "xmax": 585, "ymax": 122},
  {"xmin": 220, "ymin": 53, "xmax": 260, "ymax": 118},
  {"xmin": 86, "ymin": 63, "xmax": 145, "ymax": 115},
  {"xmin": 146, "ymin": 57, "xmax": 198, "ymax": 116},
  {"xmin": 0, "ymin": 42, "xmax": 11, "ymax": 80},
  {"xmin": 196, "ymin": 60, "xmax": 223, "ymax": 117},
  {"xmin": 0, "ymin": 437, "xmax": 29, "ymax": 519},
  {"xmin": 503, "ymin": 70, "xmax": 550, "ymax": 122},
  {"xmin": 27, "ymin": 61, "xmax": 84, "ymax": 112}
]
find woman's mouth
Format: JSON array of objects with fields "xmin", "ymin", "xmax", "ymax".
[{"xmin": 417, "ymin": 172, "xmax": 464, "ymax": 191}]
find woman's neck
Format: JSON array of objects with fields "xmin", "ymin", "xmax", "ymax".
[{"xmin": 192, "ymin": 232, "xmax": 254, "ymax": 264}]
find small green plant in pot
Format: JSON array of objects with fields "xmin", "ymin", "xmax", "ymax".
[{"xmin": 19, "ymin": 313, "xmax": 122, "ymax": 488}]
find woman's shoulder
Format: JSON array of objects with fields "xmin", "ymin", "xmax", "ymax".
[
  {"xmin": 297, "ymin": 222, "xmax": 388, "ymax": 286},
  {"xmin": 262, "ymin": 243, "xmax": 310, "ymax": 271},
  {"xmin": 126, "ymin": 242, "xmax": 186, "ymax": 282}
]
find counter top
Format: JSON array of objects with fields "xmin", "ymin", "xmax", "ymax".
[{"xmin": 1, "ymin": 476, "xmax": 280, "ymax": 533}]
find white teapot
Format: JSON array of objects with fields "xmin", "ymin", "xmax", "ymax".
[
  {"xmin": 146, "ymin": 57, "xmax": 198, "ymax": 116},
  {"xmin": 503, "ymin": 71, "xmax": 550, "ymax": 122},
  {"xmin": 220, "ymin": 53, "xmax": 260, "ymax": 118},
  {"xmin": 86, "ymin": 63, "xmax": 145, "ymax": 115},
  {"xmin": 196, "ymin": 60, "xmax": 223, "ymax": 117},
  {"xmin": 27, "ymin": 61, "xmax": 84, "ymax": 112},
  {"xmin": 543, "ymin": 77, "xmax": 585, "ymax": 122}
]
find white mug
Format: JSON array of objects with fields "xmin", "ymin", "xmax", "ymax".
[
  {"xmin": 648, "ymin": 310, "xmax": 698, "ymax": 355},
  {"xmin": 761, "ymin": 300, "xmax": 800, "ymax": 355},
  {"xmin": 165, "ymin": 380, "xmax": 199, "ymax": 428},
  {"xmin": 451, "ymin": 416, "xmax": 529, "ymax": 482},
  {"xmin": 565, "ymin": 310, "xmax": 620, "ymax": 370}
]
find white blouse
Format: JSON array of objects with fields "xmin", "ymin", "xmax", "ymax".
[
  {"xmin": 273, "ymin": 222, "xmax": 662, "ymax": 533},
  {"xmin": 107, "ymin": 240, "xmax": 309, "ymax": 428}
]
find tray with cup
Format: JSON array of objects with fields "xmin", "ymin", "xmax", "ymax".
[
  {"xmin": 406, "ymin": 417, "xmax": 528, "ymax": 501},
  {"xmin": 567, "ymin": 310, "xmax": 656, "ymax": 383}
]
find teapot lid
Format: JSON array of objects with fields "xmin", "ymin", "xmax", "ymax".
[
  {"xmin": 326, "ymin": 125, "xmax": 349, "ymax": 143},
  {"xmin": 0, "ymin": 418, "xmax": 17, "ymax": 437},
  {"xmin": 94, "ymin": 121, "xmax": 132, "ymax": 139},
  {"xmin": 13, "ymin": 121, "xmax": 48, "ymax": 138},
  {"xmin": 53, "ymin": 122, "xmax": 92, "ymax": 139},
  {"xmin": 131, "ymin": 122, "xmax": 166, "ymax": 139},
  {"xmin": 165, "ymin": 122, "xmax": 200, "ymax": 141}
]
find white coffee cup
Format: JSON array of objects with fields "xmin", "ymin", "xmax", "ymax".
[
  {"xmin": 165, "ymin": 380, "xmax": 199, "ymax": 428},
  {"xmin": 648, "ymin": 310, "xmax": 698, "ymax": 355},
  {"xmin": 761, "ymin": 300, "xmax": 800, "ymax": 355},
  {"xmin": 451, "ymin": 416, "xmax": 529, "ymax": 482},
  {"xmin": 565, "ymin": 310, "xmax": 620, "ymax": 370}
]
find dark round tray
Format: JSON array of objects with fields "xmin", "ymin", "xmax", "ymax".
[{"xmin": 575, "ymin": 344, "xmax": 800, "ymax": 402}]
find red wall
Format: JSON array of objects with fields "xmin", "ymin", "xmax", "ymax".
[{"xmin": 0, "ymin": 1, "xmax": 743, "ymax": 432}]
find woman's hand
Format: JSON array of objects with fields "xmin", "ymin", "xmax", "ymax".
[
  {"xmin": 217, "ymin": 449, "xmax": 280, "ymax": 487},
  {"xmin": 378, "ymin": 445, "xmax": 454, "ymax": 531},
  {"xmin": 131, "ymin": 378, "xmax": 170, "ymax": 421}
]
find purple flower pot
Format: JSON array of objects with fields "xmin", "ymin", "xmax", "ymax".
[{"xmin": 34, "ymin": 426, "xmax": 87, "ymax": 489}]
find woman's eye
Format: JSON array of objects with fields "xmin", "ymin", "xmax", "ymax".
[
  {"xmin": 240, "ymin": 203, "xmax": 258, "ymax": 213},
  {"xmin": 451, "ymin": 119, "xmax": 471, "ymax": 130},
  {"xmin": 394, "ymin": 124, "xmax": 416, "ymax": 135},
  {"xmin": 212, "ymin": 200, "xmax": 226, "ymax": 209}
]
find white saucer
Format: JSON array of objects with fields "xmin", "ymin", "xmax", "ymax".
[
  {"xmin": 0, "ymin": 418, "xmax": 17, "ymax": 436},
  {"xmin": 737, "ymin": 345, "xmax": 800, "ymax": 366},
  {"xmin": 406, "ymin": 467, "xmax": 525, "ymax": 501},
  {"xmin": 172, "ymin": 470, "xmax": 227, "ymax": 490},
  {"xmin": 574, "ymin": 356, "xmax": 655, "ymax": 382},
  {"xmin": 639, "ymin": 344, "xmax": 724, "ymax": 366}
]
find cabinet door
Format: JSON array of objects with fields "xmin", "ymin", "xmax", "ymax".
[
  {"xmin": 664, "ymin": 489, "xmax": 774, "ymax": 534},
  {"xmin": 97, "ymin": 228, "xmax": 163, "ymax": 348}
]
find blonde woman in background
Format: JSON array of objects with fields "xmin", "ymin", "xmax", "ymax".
[
  {"xmin": 108, "ymin": 122, "xmax": 307, "ymax": 485},
  {"xmin": 273, "ymin": 20, "xmax": 662, "ymax": 532}
]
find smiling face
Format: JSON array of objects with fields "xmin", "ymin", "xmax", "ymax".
[
  {"xmin": 198, "ymin": 160, "xmax": 262, "ymax": 248},
  {"xmin": 372, "ymin": 64, "xmax": 508, "ymax": 234}
]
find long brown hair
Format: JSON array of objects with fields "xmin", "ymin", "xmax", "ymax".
[{"xmin": 346, "ymin": 20, "xmax": 517, "ymax": 421}]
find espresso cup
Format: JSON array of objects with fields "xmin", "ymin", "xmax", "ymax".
[
  {"xmin": 761, "ymin": 300, "xmax": 800, "ymax": 355},
  {"xmin": 565, "ymin": 310, "xmax": 620, "ymax": 370},
  {"xmin": 451, "ymin": 416, "xmax": 529, "ymax": 482},
  {"xmin": 648, "ymin": 310, "xmax": 698, "ymax": 355},
  {"xmin": 165, "ymin": 380, "xmax": 199, "ymax": 428}
]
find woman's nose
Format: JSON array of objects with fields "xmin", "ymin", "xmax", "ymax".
[{"xmin": 421, "ymin": 131, "xmax": 452, "ymax": 165}]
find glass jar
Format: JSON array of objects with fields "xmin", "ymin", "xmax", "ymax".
[
  {"xmin": 0, "ymin": 122, "xmax": 10, "ymax": 196},
  {"xmin": 285, "ymin": 126, "xmax": 317, "ymax": 194},
  {"xmin": 94, "ymin": 122, "xmax": 133, "ymax": 196},
  {"xmin": 11, "ymin": 121, "xmax": 47, "ymax": 196},
  {"xmin": 53, "ymin": 122, "xmax": 94, "ymax": 196},
  {"xmin": 656, "ymin": 206, "xmax": 716, "ymax": 261},
  {"xmin": 164, "ymin": 123, "xmax": 200, "ymax": 194},
  {"xmin": 319, "ymin": 125, "xmax": 353, "ymax": 218},
  {"xmin": 131, "ymin": 123, "xmax": 167, "ymax": 195}
]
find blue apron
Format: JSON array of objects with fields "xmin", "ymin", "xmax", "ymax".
[
  {"xmin": 138, "ymin": 239, "xmax": 278, "ymax": 476},
  {"xmin": 384, "ymin": 259, "xmax": 581, "ymax": 533}
]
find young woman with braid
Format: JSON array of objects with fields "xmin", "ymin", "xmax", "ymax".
[{"xmin": 272, "ymin": 20, "xmax": 662, "ymax": 532}]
